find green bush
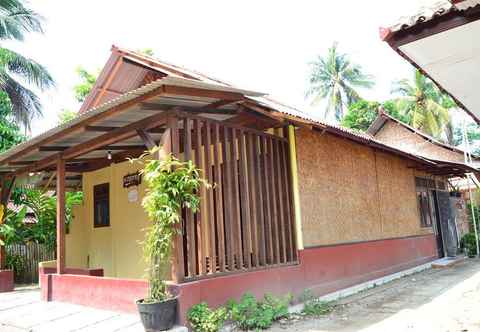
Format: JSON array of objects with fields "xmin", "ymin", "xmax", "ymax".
[
  {"xmin": 460, "ymin": 233, "xmax": 478, "ymax": 257},
  {"xmin": 300, "ymin": 290, "xmax": 332, "ymax": 316},
  {"xmin": 6, "ymin": 253, "xmax": 25, "ymax": 280},
  {"xmin": 227, "ymin": 293, "xmax": 291, "ymax": 330},
  {"xmin": 187, "ymin": 302, "xmax": 228, "ymax": 332}
]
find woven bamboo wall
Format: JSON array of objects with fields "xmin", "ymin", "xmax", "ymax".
[
  {"xmin": 375, "ymin": 121, "xmax": 464, "ymax": 162},
  {"xmin": 296, "ymin": 128, "xmax": 433, "ymax": 247}
]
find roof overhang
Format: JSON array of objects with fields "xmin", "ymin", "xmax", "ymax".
[{"xmin": 382, "ymin": 0, "xmax": 480, "ymax": 122}]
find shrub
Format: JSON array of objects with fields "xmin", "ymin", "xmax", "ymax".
[
  {"xmin": 6, "ymin": 253, "xmax": 25, "ymax": 280},
  {"xmin": 187, "ymin": 302, "xmax": 228, "ymax": 332},
  {"xmin": 460, "ymin": 233, "xmax": 478, "ymax": 257},
  {"xmin": 227, "ymin": 293, "xmax": 291, "ymax": 330},
  {"xmin": 300, "ymin": 290, "xmax": 332, "ymax": 316}
]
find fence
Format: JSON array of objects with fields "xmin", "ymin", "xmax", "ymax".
[
  {"xmin": 6, "ymin": 242, "xmax": 55, "ymax": 284},
  {"xmin": 171, "ymin": 114, "xmax": 297, "ymax": 281}
]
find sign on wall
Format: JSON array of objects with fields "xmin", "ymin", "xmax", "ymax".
[{"xmin": 123, "ymin": 172, "xmax": 142, "ymax": 188}]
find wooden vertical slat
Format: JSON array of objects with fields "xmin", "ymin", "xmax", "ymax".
[
  {"xmin": 168, "ymin": 117, "xmax": 185, "ymax": 282},
  {"xmin": 194, "ymin": 119, "xmax": 207, "ymax": 276},
  {"xmin": 253, "ymin": 135, "xmax": 266, "ymax": 266},
  {"xmin": 213, "ymin": 123, "xmax": 226, "ymax": 272},
  {"xmin": 238, "ymin": 130, "xmax": 252, "ymax": 269},
  {"xmin": 273, "ymin": 139, "xmax": 287, "ymax": 263},
  {"xmin": 246, "ymin": 133, "xmax": 259, "ymax": 267},
  {"xmin": 204, "ymin": 121, "xmax": 216, "ymax": 273},
  {"xmin": 261, "ymin": 137, "xmax": 274, "ymax": 264},
  {"xmin": 56, "ymin": 158, "xmax": 66, "ymax": 274},
  {"xmin": 267, "ymin": 138, "xmax": 280, "ymax": 264},
  {"xmin": 222, "ymin": 126, "xmax": 235, "ymax": 270},
  {"xmin": 183, "ymin": 118, "xmax": 197, "ymax": 277},
  {"xmin": 231, "ymin": 128, "xmax": 244, "ymax": 269},
  {"xmin": 280, "ymin": 139, "xmax": 294, "ymax": 261}
]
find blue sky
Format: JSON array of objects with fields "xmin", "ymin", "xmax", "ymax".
[{"xmin": 11, "ymin": 0, "xmax": 441, "ymax": 135}]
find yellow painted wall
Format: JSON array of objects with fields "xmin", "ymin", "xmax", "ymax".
[{"xmin": 66, "ymin": 160, "xmax": 150, "ymax": 279}]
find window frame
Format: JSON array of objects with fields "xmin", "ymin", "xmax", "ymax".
[
  {"xmin": 415, "ymin": 177, "xmax": 435, "ymax": 228},
  {"xmin": 93, "ymin": 182, "xmax": 110, "ymax": 228}
]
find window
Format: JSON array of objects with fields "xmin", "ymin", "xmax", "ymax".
[
  {"xmin": 415, "ymin": 177, "xmax": 435, "ymax": 228},
  {"xmin": 94, "ymin": 183, "xmax": 110, "ymax": 227}
]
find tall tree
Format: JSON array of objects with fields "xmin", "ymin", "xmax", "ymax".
[
  {"xmin": 391, "ymin": 70, "xmax": 451, "ymax": 139},
  {"xmin": 73, "ymin": 66, "xmax": 98, "ymax": 103},
  {"xmin": 0, "ymin": 91, "xmax": 24, "ymax": 152},
  {"xmin": 0, "ymin": 0, "xmax": 54, "ymax": 130},
  {"xmin": 306, "ymin": 42, "xmax": 374, "ymax": 121}
]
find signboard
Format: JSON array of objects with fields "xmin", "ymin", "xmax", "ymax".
[{"xmin": 123, "ymin": 172, "xmax": 142, "ymax": 188}]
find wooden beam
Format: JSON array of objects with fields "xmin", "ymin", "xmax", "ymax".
[
  {"xmin": 14, "ymin": 111, "xmax": 173, "ymax": 176},
  {"xmin": 56, "ymin": 158, "xmax": 66, "ymax": 274},
  {"xmin": 39, "ymin": 145, "xmax": 149, "ymax": 152},
  {"xmin": 137, "ymin": 129, "xmax": 157, "ymax": 150},
  {"xmin": 91, "ymin": 57, "xmax": 123, "ymax": 108},
  {"xmin": 140, "ymin": 103, "xmax": 238, "ymax": 115},
  {"xmin": 202, "ymin": 99, "xmax": 242, "ymax": 109},
  {"xmin": 85, "ymin": 125, "xmax": 165, "ymax": 134},
  {"xmin": 3, "ymin": 85, "xmax": 169, "ymax": 167},
  {"xmin": 162, "ymin": 85, "xmax": 244, "ymax": 101}
]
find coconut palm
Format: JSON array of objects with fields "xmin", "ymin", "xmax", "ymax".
[
  {"xmin": 306, "ymin": 42, "xmax": 374, "ymax": 121},
  {"xmin": 392, "ymin": 70, "xmax": 451, "ymax": 139},
  {"xmin": 0, "ymin": 0, "xmax": 54, "ymax": 130}
]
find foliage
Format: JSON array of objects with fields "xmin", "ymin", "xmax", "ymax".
[
  {"xmin": 0, "ymin": 91, "xmax": 25, "ymax": 152},
  {"xmin": 452, "ymin": 122, "xmax": 480, "ymax": 155},
  {"xmin": 136, "ymin": 48, "xmax": 155, "ymax": 57},
  {"xmin": 341, "ymin": 99, "xmax": 409, "ymax": 132},
  {"xmin": 227, "ymin": 293, "xmax": 292, "ymax": 330},
  {"xmin": 391, "ymin": 70, "xmax": 451, "ymax": 139},
  {"xmin": 300, "ymin": 290, "xmax": 333, "ymax": 316},
  {"xmin": 6, "ymin": 253, "xmax": 25, "ymax": 279},
  {"xmin": 73, "ymin": 66, "xmax": 98, "ymax": 103},
  {"xmin": 0, "ymin": 0, "xmax": 54, "ymax": 130},
  {"xmin": 187, "ymin": 302, "xmax": 228, "ymax": 332},
  {"xmin": 306, "ymin": 42, "xmax": 374, "ymax": 121},
  {"xmin": 133, "ymin": 150, "xmax": 206, "ymax": 302},
  {"xmin": 460, "ymin": 233, "xmax": 478, "ymax": 257},
  {"xmin": 57, "ymin": 108, "xmax": 76, "ymax": 125},
  {"xmin": 0, "ymin": 189, "xmax": 83, "ymax": 250}
]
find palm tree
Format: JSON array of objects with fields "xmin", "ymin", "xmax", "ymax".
[
  {"xmin": 0, "ymin": 0, "xmax": 54, "ymax": 130},
  {"xmin": 306, "ymin": 42, "xmax": 374, "ymax": 121},
  {"xmin": 392, "ymin": 70, "xmax": 451, "ymax": 139}
]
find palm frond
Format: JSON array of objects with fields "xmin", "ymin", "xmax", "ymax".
[
  {"xmin": 0, "ymin": 0, "xmax": 43, "ymax": 41},
  {"xmin": 4, "ymin": 76, "xmax": 42, "ymax": 130}
]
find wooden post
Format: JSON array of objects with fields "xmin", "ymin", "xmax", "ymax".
[
  {"xmin": 166, "ymin": 116, "xmax": 185, "ymax": 283},
  {"xmin": 0, "ymin": 176, "xmax": 15, "ymax": 270},
  {"xmin": 56, "ymin": 158, "xmax": 66, "ymax": 274}
]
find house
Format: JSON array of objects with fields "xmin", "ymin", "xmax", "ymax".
[
  {"xmin": 368, "ymin": 111, "xmax": 479, "ymax": 240},
  {"xmin": 0, "ymin": 46, "xmax": 477, "ymax": 324}
]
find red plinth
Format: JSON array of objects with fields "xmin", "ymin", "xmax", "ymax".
[{"xmin": 0, "ymin": 270, "xmax": 14, "ymax": 292}]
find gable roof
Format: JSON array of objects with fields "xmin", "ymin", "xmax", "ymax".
[{"xmin": 367, "ymin": 111, "xmax": 472, "ymax": 157}]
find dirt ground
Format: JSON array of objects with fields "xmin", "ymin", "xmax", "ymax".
[{"xmin": 270, "ymin": 259, "xmax": 480, "ymax": 332}]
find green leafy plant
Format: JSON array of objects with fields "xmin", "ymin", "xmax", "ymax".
[
  {"xmin": 227, "ymin": 293, "xmax": 291, "ymax": 330},
  {"xmin": 6, "ymin": 253, "xmax": 25, "ymax": 279},
  {"xmin": 300, "ymin": 290, "xmax": 333, "ymax": 316},
  {"xmin": 460, "ymin": 233, "xmax": 478, "ymax": 257},
  {"xmin": 187, "ymin": 302, "xmax": 228, "ymax": 332},
  {"xmin": 133, "ymin": 150, "xmax": 207, "ymax": 302}
]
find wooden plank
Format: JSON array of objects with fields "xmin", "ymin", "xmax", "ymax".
[
  {"xmin": 231, "ymin": 128, "xmax": 243, "ymax": 269},
  {"xmin": 246, "ymin": 132, "xmax": 259, "ymax": 267},
  {"xmin": 267, "ymin": 137, "xmax": 280, "ymax": 264},
  {"xmin": 162, "ymin": 85, "xmax": 245, "ymax": 101},
  {"xmin": 274, "ymin": 139, "xmax": 287, "ymax": 263},
  {"xmin": 167, "ymin": 117, "xmax": 185, "ymax": 282},
  {"xmin": 238, "ymin": 130, "xmax": 252, "ymax": 269},
  {"xmin": 213, "ymin": 123, "xmax": 226, "ymax": 272},
  {"xmin": 183, "ymin": 118, "xmax": 197, "ymax": 277},
  {"xmin": 260, "ymin": 137, "xmax": 274, "ymax": 264},
  {"xmin": 279, "ymin": 140, "xmax": 294, "ymax": 262},
  {"xmin": 284, "ymin": 127, "xmax": 298, "ymax": 261},
  {"xmin": 194, "ymin": 119, "xmax": 207, "ymax": 276},
  {"xmin": 253, "ymin": 135, "xmax": 266, "ymax": 266},
  {"xmin": 56, "ymin": 158, "xmax": 66, "ymax": 274},
  {"xmin": 91, "ymin": 56, "xmax": 123, "ymax": 108},
  {"xmin": 222, "ymin": 126, "xmax": 235, "ymax": 270},
  {"xmin": 137, "ymin": 129, "xmax": 158, "ymax": 150},
  {"xmin": 204, "ymin": 121, "xmax": 216, "ymax": 273}
]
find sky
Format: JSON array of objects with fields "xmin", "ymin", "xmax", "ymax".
[{"xmin": 10, "ymin": 0, "xmax": 443, "ymax": 136}]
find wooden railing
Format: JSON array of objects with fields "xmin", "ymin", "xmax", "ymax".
[{"xmin": 169, "ymin": 114, "xmax": 297, "ymax": 281}]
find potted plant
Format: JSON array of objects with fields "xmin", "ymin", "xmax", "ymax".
[{"xmin": 134, "ymin": 150, "xmax": 206, "ymax": 331}]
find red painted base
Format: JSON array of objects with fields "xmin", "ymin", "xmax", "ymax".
[
  {"xmin": 40, "ymin": 235, "xmax": 438, "ymax": 325},
  {"xmin": 0, "ymin": 270, "xmax": 14, "ymax": 292}
]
